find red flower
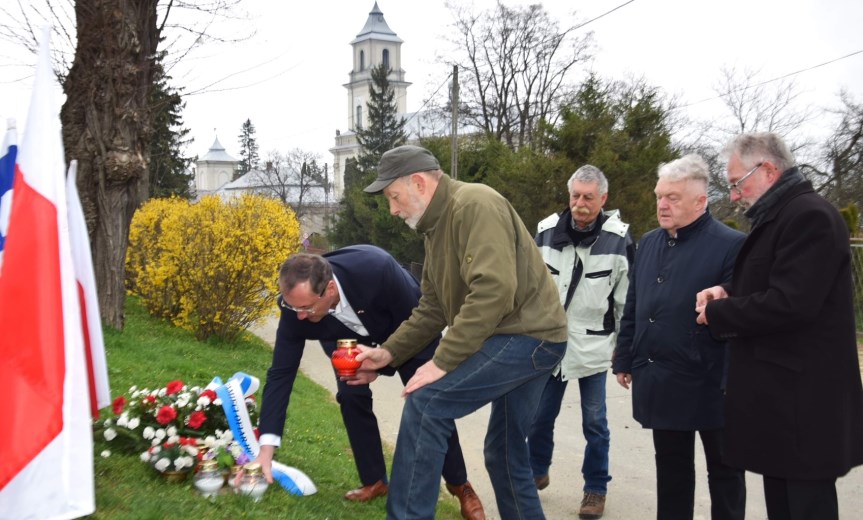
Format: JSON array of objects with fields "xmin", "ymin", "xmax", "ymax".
[
  {"xmin": 200, "ymin": 389, "xmax": 217, "ymax": 403},
  {"xmin": 112, "ymin": 396, "xmax": 126, "ymax": 415},
  {"xmin": 156, "ymin": 405, "xmax": 177, "ymax": 425},
  {"xmin": 143, "ymin": 395, "xmax": 156, "ymax": 405},
  {"xmin": 165, "ymin": 380, "xmax": 185, "ymax": 395},
  {"xmin": 188, "ymin": 411, "xmax": 207, "ymax": 429},
  {"xmin": 254, "ymin": 427, "xmax": 260, "ymax": 439}
]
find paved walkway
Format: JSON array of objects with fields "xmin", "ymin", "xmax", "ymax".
[{"xmin": 251, "ymin": 319, "xmax": 863, "ymax": 519}]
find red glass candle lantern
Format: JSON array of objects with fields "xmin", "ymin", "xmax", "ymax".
[{"xmin": 332, "ymin": 339, "xmax": 361, "ymax": 377}]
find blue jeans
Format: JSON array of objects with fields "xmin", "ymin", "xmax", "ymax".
[
  {"xmin": 386, "ymin": 334, "xmax": 565, "ymax": 520},
  {"xmin": 528, "ymin": 370, "xmax": 611, "ymax": 494}
]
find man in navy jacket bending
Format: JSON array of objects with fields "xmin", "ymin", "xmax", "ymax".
[{"xmin": 255, "ymin": 244, "xmax": 484, "ymax": 519}]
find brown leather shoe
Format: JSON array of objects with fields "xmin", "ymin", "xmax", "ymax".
[
  {"xmin": 535, "ymin": 474, "xmax": 550, "ymax": 490},
  {"xmin": 445, "ymin": 482, "xmax": 486, "ymax": 520},
  {"xmin": 344, "ymin": 480, "xmax": 388, "ymax": 502},
  {"xmin": 578, "ymin": 491, "xmax": 606, "ymax": 519}
]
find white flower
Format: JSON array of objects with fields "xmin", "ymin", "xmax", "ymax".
[
  {"xmin": 167, "ymin": 435, "xmax": 180, "ymax": 445},
  {"xmin": 151, "ymin": 438, "xmax": 161, "ymax": 447},
  {"xmin": 197, "ymin": 395, "xmax": 212, "ymax": 407},
  {"xmin": 139, "ymin": 451, "xmax": 151, "ymax": 462},
  {"xmin": 143, "ymin": 426, "xmax": 155, "ymax": 440},
  {"xmin": 166, "ymin": 426, "xmax": 177, "ymax": 437},
  {"xmin": 204, "ymin": 435, "xmax": 216, "ymax": 448},
  {"xmin": 230, "ymin": 443, "xmax": 243, "ymax": 459},
  {"xmin": 129, "ymin": 385, "xmax": 138, "ymax": 393},
  {"xmin": 157, "ymin": 388, "xmax": 166, "ymax": 397},
  {"xmin": 176, "ymin": 396, "xmax": 190, "ymax": 409},
  {"xmin": 175, "ymin": 455, "xmax": 195, "ymax": 470},
  {"xmin": 103, "ymin": 418, "xmax": 113, "ymax": 427},
  {"xmin": 155, "ymin": 428, "xmax": 166, "ymax": 440},
  {"xmin": 101, "ymin": 450, "xmax": 111, "ymax": 458},
  {"xmin": 103, "ymin": 428, "xmax": 117, "ymax": 441},
  {"xmin": 116, "ymin": 414, "xmax": 129, "ymax": 428},
  {"xmin": 217, "ymin": 430, "xmax": 233, "ymax": 442},
  {"xmin": 183, "ymin": 445, "xmax": 199, "ymax": 457},
  {"xmin": 154, "ymin": 458, "xmax": 170, "ymax": 472},
  {"xmin": 128, "ymin": 417, "xmax": 140, "ymax": 430},
  {"xmin": 213, "ymin": 398, "xmax": 222, "ymax": 406}
]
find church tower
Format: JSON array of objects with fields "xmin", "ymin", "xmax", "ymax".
[{"xmin": 330, "ymin": 2, "xmax": 409, "ymax": 198}]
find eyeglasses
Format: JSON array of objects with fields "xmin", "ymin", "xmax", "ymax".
[
  {"xmin": 729, "ymin": 162, "xmax": 763, "ymax": 195},
  {"xmin": 279, "ymin": 282, "xmax": 329, "ymax": 315}
]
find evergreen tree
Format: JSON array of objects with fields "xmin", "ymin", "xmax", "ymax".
[
  {"xmin": 355, "ymin": 63, "xmax": 408, "ymax": 172},
  {"xmin": 237, "ymin": 118, "xmax": 260, "ymax": 177},
  {"xmin": 543, "ymin": 74, "xmax": 679, "ymax": 237},
  {"xmin": 148, "ymin": 53, "xmax": 194, "ymax": 199},
  {"xmin": 331, "ymin": 64, "xmax": 423, "ymax": 263}
]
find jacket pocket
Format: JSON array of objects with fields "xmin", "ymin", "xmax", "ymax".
[{"xmin": 585, "ymin": 269, "xmax": 612, "ymax": 279}]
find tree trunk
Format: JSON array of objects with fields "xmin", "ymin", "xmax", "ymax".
[{"xmin": 60, "ymin": 1, "xmax": 159, "ymax": 329}]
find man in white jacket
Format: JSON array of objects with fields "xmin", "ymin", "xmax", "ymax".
[{"xmin": 529, "ymin": 165, "xmax": 634, "ymax": 519}]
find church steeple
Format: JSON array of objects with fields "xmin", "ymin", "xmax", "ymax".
[
  {"xmin": 330, "ymin": 3, "xmax": 411, "ymax": 199},
  {"xmin": 346, "ymin": 2, "xmax": 409, "ymax": 130}
]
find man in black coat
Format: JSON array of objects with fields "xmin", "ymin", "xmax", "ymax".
[
  {"xmin": 255, "ymin": 245, "xmax": 485, "ymax": 519},
  {"xmin": 697, "ymin": 132, "xmax": 863, "ymax": 520},
  {"xmin": 613, "ymin": 154, "xmax": 746, "ymax": 519}
]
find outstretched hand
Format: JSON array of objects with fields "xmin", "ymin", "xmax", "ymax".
[
  {"xmin": 345, "ymin": 345, "xmax": 394, "ymax": 386},
  {"xmin": 255, "ymin": 444, "xmax": 276, "ymax": 484}
]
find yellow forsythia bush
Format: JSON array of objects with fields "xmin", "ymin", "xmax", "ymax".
[
  {"xmin": 126, "ymin": 197, "xmax": 189, "ymax": 320},
  {"xmin": 127, "ymin": 193, "xmax": 301, "ymax": 341}
]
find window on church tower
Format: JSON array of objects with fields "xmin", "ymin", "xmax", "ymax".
[
  {"xmin": 356, "ymin": 106, "xmax": 363, "ymax": 130},
  {"xmin": 382, "ymin": 49, "xmax": 389, "ymax": 69},
  {"xmin": 360, "ymin": 50, "xmax": 365, "ymax": 71}
]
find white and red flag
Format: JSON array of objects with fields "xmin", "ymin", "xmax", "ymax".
[
  {"xmin": 0, "ymin": 29, "xmax": 99, "ymax": 519},
  {"xmin": 67, "ymin": 160, "xmax": 111, "ymax": 418}
]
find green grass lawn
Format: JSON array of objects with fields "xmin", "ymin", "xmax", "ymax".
[{"xmin": 89, "ymin": 297, "xmax": 461, "ymax": 519}]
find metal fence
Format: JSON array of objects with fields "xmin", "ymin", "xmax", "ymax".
[{"xmin": 852, "ymin": 240, "xmax": 863, "ymax": 335}]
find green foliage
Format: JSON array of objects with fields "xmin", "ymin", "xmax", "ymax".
[
  {"xmin": 238, "ymin": 118, "xmax": 260, "ymax": 177},
  {"xmin": 126, "ymin": 194, "xmax": 301, "ymax": 341},
  {"xmin": 544, "ymin": 74, "xmax": 679, "ymax": 238},
  {"xmin": 148, "ymin": 52, "xmax": 194, "ymax": 199},
  {"xmin": 92, "ymin": 297, "xmax": 464, "ymax": 519},
  {"xmin": 840, "ymin": 203, "xmax": 860, "ymax": 236}
]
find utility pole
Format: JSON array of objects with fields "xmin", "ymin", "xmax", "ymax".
[{"xmin": 450, "ymin": 65, "xmax": 458, "ymax": 180}]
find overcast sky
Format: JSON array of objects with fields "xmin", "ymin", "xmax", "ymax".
[{"xmin": 1, "ymin": 0, "xmax": 861, "ymax": 165}]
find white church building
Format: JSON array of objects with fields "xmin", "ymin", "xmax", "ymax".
[{"xmin": 192, "ymin": 2, "xmax": 449, "ymax": 234}]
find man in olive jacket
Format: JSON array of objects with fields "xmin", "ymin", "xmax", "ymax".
[
  {"xmin": 356, "ymin": 145, "xmax": 567, "ymax": 520},
  {"xmin": 697, "ymin": 132, "xmax": 863, "ymax": 520}
]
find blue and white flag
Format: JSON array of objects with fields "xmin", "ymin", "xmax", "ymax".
[{"xmin": 0, "ymin": 118, "xmax": 17, "ymax": 272}]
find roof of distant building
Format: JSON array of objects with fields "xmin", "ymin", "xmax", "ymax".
[
  {"xmin": 351, "ymin": 2, "xmax": 403, "ymax": 44},
  {"xmin": 200, "ymin": 136, "xmax": 237, "ymax": 162}
]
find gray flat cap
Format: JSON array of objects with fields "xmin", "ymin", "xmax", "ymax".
[{"xmin": 363, "ymin": 145, "xmax": 441, "ymax": 193}]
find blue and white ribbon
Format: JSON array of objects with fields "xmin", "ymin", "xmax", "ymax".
[{"xmin": 208, "ymin": 372, "xmax": 317, "ymax": 496}]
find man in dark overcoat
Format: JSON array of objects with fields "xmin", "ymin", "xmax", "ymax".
[{"xmin": 697, "ymin": 132, "xmax": 863, "ymax": 520}]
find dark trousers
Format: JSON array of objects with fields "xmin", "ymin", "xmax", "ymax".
[
  {"xmin": 763, "ymin": 475, "xmax": 838, "ymax": 520},
  {"xmin": 652, "ymin": 428, "xmax": 746, "ymax": 520},
  {"xmin": 333, "ymin": 349, "xmax": 468, "ymax": 486}
]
